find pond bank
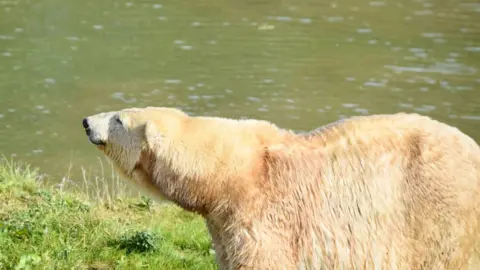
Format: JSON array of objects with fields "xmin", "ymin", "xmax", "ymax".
[{"xmin": 0, "ymin": 158, "xmax": 216, "ymax": 270}]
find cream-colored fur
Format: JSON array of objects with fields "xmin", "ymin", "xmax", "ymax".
[{"xmin": 82, "ymin": 107, "xmax": 480, "ymax": 270}]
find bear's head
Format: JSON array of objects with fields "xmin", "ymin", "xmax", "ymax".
[
  {"xmin": 82, "ymin": 107, "xmax": 187, "ymax": 177},
  {"xmin": 81, "ymin": 107, "xmax": 198, "ymax": 205}
]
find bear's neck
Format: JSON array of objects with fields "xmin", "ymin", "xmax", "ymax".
[
  {"xmin": 156, "ymin": 145, "xmax": 272, "ymax": 217},
  {"xmin": 154, "ymin": 118, "xmax": 292, "ymax": 216}
]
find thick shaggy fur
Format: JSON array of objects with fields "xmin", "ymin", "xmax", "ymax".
[{"xmin": 83, "ymin": 107, "xmax": 480, "ymax": 270}]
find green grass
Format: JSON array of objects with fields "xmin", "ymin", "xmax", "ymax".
[{"xmin": 0, "ymin": 158, "xmax": 217, "ymax": 270}]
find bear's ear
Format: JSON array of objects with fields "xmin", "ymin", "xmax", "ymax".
[{"xmin": 144, "ymin": 120, "xmax": 162, "ymax": 151}]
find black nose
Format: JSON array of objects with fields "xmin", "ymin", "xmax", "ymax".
[{"xmin": 82, "ymin": 118, "xmax": 89, "ymax": 129}]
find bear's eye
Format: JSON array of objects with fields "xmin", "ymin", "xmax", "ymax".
[{"xmin": 116, "ymin": 118, "xmax": 123, "ymax": 125}]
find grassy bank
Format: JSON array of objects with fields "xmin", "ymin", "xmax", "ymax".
[{"xmin": 0, "ymin": 158, "xmax": 216, "ymax": 270}]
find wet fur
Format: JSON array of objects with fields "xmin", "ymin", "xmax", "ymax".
[{"xmin": 88, "ymin": 108, "xmax": 480, "ymax": 270}]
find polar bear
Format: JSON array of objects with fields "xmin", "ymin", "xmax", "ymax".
[{"xmin": 82, "ymin": 107, "xmax": 480, "ymax": 270}]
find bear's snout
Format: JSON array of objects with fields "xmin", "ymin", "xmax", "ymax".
[{"xmin": 82, "ymin": 117, "xmax": 106, "ymax": 146}]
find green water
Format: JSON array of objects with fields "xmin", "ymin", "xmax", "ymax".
[{"xmin": 0, "ymin": 0, "xmax": 479, "ymax": 187}]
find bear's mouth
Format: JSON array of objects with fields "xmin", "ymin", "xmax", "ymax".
[
  {"xmin": 88, "ymin": 137, "xmax": 106, "ymax": 146},
  {"xmin": 85, "ymin": 129, "xmax": 106, "ymax": 147}
]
